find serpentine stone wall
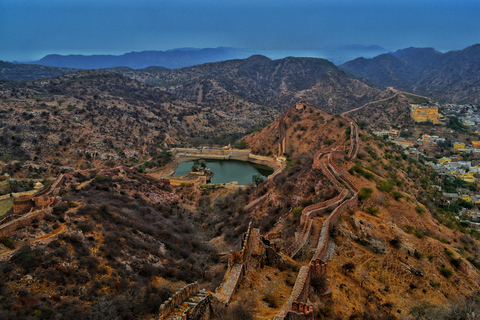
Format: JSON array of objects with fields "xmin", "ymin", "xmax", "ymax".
[{"xmin": 274, "ymin": 112, "xmax": 360, "ymax": 320}]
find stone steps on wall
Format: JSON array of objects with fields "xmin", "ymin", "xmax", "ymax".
[{"xmin": 168, "ymin": 289, "xmax": 209, "ymax": 320}]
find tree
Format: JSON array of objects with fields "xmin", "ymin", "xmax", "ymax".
[
  {"xmin": 252, "ymin": 174, "xmax": 264, "ymax": 186},
  {"xmin": 235, "ymin": 139, "xmax": 248, "ymax": 149},
  {"xmin": 195, "ymin": 159, "xmax": 207, "ymax": 169}
]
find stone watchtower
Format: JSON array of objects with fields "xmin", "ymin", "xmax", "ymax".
[{"xmin": 296, "ymin": 97, "xmax": 308, "ymax": 110}]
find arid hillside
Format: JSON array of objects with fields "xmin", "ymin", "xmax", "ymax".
[
  {"xmin": 0, "ymin": 167, "xmax": 225, "ymax": 320},
  {"xmin": 341, "ymin": 44, "xmax": 480, "ymax": 104},
  {"xmin": 0, "ymin": 70, "xmax": 276, "ymax": 178},
  {"xmin": 1, "ymin": 98, "xmax": 480, "ymax": 319},
  {"xmin": 245, "ymin": 100, "xmax": 351, "ymax": 159},
  {"xmin": 111, "ymin": 55, "xmax": 384, "ymax": 114}
]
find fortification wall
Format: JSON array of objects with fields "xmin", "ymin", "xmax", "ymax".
[
  {"xmin": 189, "ymin": 294, "xmax": 211, "ymax": 320},
  {"xmin": 168, "ymin": 176, "xmax": 207, "ymax": 187},
  {"xmin": 158, "ymin": 282, "xmax": 200, "ymax": 320},
  {"xmin": 248, "ymin": 154, "xmax": 273, "ymax": 162},
  {"xmin": 300, "ymin": 188, "xmax": 349, "ymax": 225},
  {"xmin": 286, "ymin": 219, "xmax": 313, "ymax": 257},
  {"xmin": 13, "ymin": 197, "xmax": 35, "ymax": 214},
  {"xmin": 274, "ymin": 266, "xmax": 313, "ymax": 320},
  {"xmin": 35, "ymin": 174, "xmax": 65, "ymax": 197},
  {"xmin": 172, "ymin": 148, "xmax": 251, "ymax": 161},
  {"xmin": 275, "ymin": 120, "xmax": 360, "ymax": 319},
  {"xmin": 0, "ymin": 205, "xmax": 54, "ymax": 237}
]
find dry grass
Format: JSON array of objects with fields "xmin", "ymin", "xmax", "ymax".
[
  {"xmin": 233, "ymin": 266, "xmax": 297, "ymax": 319},
  {"xmin": 0, "ymin": 198, "xmax": 13, "ymax": 216}
]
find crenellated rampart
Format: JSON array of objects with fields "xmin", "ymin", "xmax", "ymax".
[
  {"xmin": 0, "ymin": 197, "xmax": 60, "ymax": 237},
  {"xmin": 287, "ymin": 219, "xmax": 313, "ymax": 258},
  {"xmin": 215, "ymin": 222, "xmax": 256, "ymax": 305},
  {"xmin": 1, "ymin": 173, "xmax": 65, "ymax": 237},
  {"xmin": 274, "ymin": 110, "xmax": 360, "ymax": 320},
  {"xmin": 34, "ymin": 174, "xmax": 65, "ymax": 197},
  {"xmin": 158, "ymin": 282, "xmax": 200, "ymax": 319}
]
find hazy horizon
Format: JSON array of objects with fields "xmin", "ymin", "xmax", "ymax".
[{"xmin": 1, "ymin": 0, "xmax": 479, "ymax": 62}]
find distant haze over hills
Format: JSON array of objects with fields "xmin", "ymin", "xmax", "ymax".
[{"xmin": 23, "ymin": 45, "xmax": 388, "ymax": 70}]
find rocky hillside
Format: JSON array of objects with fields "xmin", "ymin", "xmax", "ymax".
[
  {"xmin": 0, "ymin": 70, "xmax": 276, "ymax": 177},
  {"xmin": 245, "ymin": 100, "xmax": 351, "ymax": 159},
  {"xmin": 1, "ymin": 101, "xmax": 480, "ymax": 319},
  {"xmin": 0, "ymin": 61, "xmax": 76, "ymax": 81},
  {"xmin": 0, "ymin": 167, "xmax": 223, "ymax": 320},
  {"xmin": 111, "ymin": 55, "xmax": 383, "ymax": 114},
  {"xmin": 341, "ymin": 44, "xmax": 480, "ymax": 104}
]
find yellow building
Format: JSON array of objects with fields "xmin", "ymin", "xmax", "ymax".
[
  {"xmin": 460, "ymin": 194, "xmax": 472, "ymax": 202},
  {"xmin": 438, "ymin": 157, "xmax": 451, "ymax": 163},
  {"xmin": 472, "ymin": 141, "xmax": 480, "ymax": 148},
  {"xmin": 411, "ymin": 105, "xmax": 442, "ymax": 124},
  {"xmin": 454, "ymin": 142, "xmax": 466, "ymax": 149},
  {"xmin": 459, "ymin": 172, "xmax": 476, "ymax": 183}
]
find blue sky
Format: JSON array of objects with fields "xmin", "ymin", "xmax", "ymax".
[{"xmin": 1, "ymin": 0, "xmax": 479, "ymax": 61}]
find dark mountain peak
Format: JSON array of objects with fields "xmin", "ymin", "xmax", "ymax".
[
  {"xmin": 341, "ymin": 53, "xmax": 398, "ymax": 68},
  {"xmin": 461, "ymin": 43, "xmax": 480, "ymax": 54},
  {"xmin": 393, "ymin": 47, "xmax": 441, "ymax": 58},
  {"xmin": 245, "ymin": 54, "xmax": 271, "ymax": 61}
]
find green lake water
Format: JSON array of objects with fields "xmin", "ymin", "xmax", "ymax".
[{"xmin": 173, "ymin": 159, "xmax": 274, "ymax": 185}]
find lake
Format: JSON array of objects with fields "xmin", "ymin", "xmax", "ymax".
[{"xmin": 173, "ymin": 159, "xmax": 274, "ymax": 185}]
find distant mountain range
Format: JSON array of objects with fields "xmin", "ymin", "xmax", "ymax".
[
  {"xmin": 30, "ymin": 47, "xmax": 250, "ymax": 70},
  {"xmin": 2, "ymin": 44, "xmax": 480, "ymax": 105},
  {"xmin": 341, "ymin": 44, "xmax": 480, "ymax": 104},
  {"xmin": 21, "ymin": 45, "xmax": 388, "ymax": 70}
]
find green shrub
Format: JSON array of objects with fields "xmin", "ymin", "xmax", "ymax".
[
  {"xmin": 414, "ymin": 250, "xmax": 424, "ymax": 259},
  {"xmin": 359, "ymin": 187, "xmax": 373, "ymax": 201},
  {"xmin": 444, "ymin": 248, "xmax": 454, "ymax": 257},
  {"xmin": 429, "ymin": 281, "xmax": 441, "ymax": 288},
  {"xmin": 414, "ymin": 229, "xmax": 425, "ymax": 239},
  {"xmin": 376, "ymin": 180, "xmax": 394, "ymax": 193},
  {"xmin": 292, "ymin": 207, "xmax": 304, "ymax": 217},
  {"xmin": 450, "ymin": 257, "xmax": 462, "ymax": 269},
  {"xmin": 439, "ymin": 267, "xmax": 453, "ymax": 278},
  {"xmin": 415, "ymin": 205, "xmax": 426, "ymax": 214},
  {"xmin": 391, "ymin": 191, "xmax": 404, "ymax": 201},
  {"xmin": 365, "ymin": 206, "xmax": 380, "ymax": 216}
]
